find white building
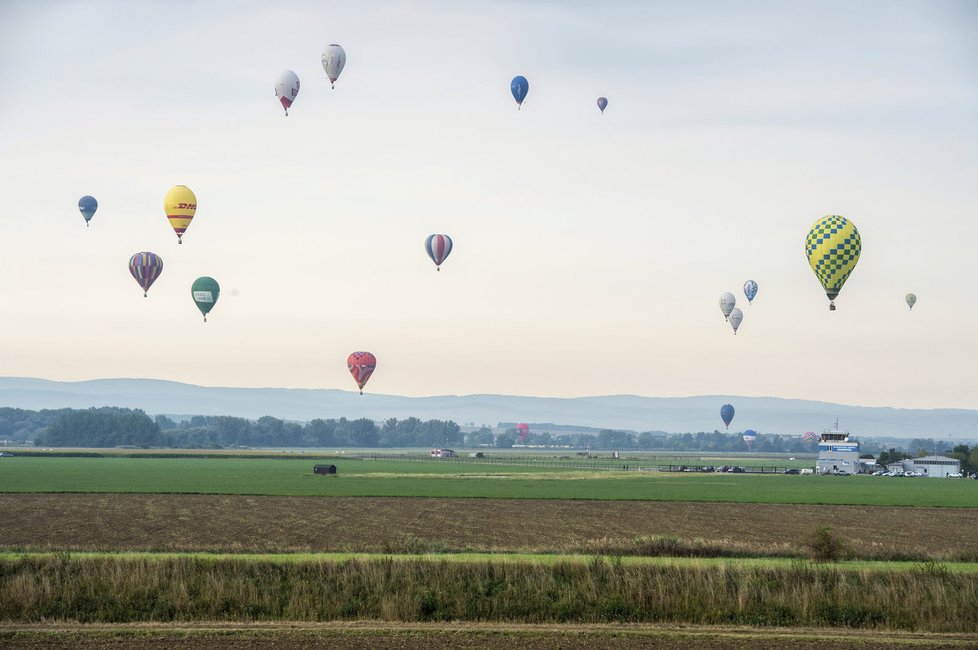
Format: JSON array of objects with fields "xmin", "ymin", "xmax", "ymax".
[
  {"xmin": 911, "ymin": 455, "xmax": 961, "ymax": 478},
  {"xmin": 816, "ymin": 421, "xmax": 862, "ymax": 474}
]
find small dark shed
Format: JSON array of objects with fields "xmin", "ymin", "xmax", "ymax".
[{"xmin": 313, "ymin": 464, "xmax": 337, "ymax": 475}]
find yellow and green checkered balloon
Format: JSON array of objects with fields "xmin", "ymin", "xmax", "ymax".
[{"xmin": 805, "ymin": 215, "xmax": 861, "ymax": 310}]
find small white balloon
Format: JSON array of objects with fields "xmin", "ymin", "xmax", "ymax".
[
  {"xmin": 321, "ymin": 44, "xmax": 347, "ymax": 88},
  {"xmin": 274, "ymin": 70, "xmax": 300, "ymax": 115},
  {"xmin": 719, "ymin": 292, "xmax": 736, "ymax": 321},
  {"xmin": 729, "ymin": 308, "xmax": 743, "ymax": 335}
]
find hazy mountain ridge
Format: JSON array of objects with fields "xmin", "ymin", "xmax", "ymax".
[{"xmin": 0, "ymin": 377, "xmax": 975, "ymax": 439}]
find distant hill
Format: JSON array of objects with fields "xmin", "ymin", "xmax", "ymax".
[{"xmin": 0, "ymin": 377, "xmax": 976, "ymax": 439}]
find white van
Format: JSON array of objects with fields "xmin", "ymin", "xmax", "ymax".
[{"xmin": 800, "ymin": 468, "xmax": 814, "ymax": 475}]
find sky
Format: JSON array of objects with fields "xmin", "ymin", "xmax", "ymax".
[{"xmin": 0, "ymin": 1, "xmax": 976, "ymax": 409}]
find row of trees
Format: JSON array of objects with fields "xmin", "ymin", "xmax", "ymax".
[
  {"xmin": 33, "ymin": 409, "xmax": 463, "ymax": 449},
  {"xmin": 504, "ymin": 428, "xmax": 829, "ymax": 453},
  {"xmin": 155, "ymin": 415, "xmax": 463, "ymax": 449},
  {"xmin": 0, "ymin": 407, "xmax": 73, "ymax": 443},
  {"xmin": 16, "ymin": 406, "xmax": 978, "ymax": 459}
]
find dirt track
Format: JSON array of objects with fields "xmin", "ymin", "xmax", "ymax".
[{"xmin": 3, "ymin": 623, "xmax": 977, "ymax": 649}]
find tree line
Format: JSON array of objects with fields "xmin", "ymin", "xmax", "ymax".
[
  {"xmin": 29, "ymin": 408, "xmax": 463, "ymax": 449},
  {"xmin": 5, "ymin": 405, "xmax": 976, "ymax": 463}
]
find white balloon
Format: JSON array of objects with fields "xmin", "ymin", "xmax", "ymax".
[
  {"xmin": 729, "ymin": 308, "xmax": 743, "ymax": 335},
  {"xmin": 321, "ymin": 44, "xmax": 346, "ymax": 87},
  {"xmin": 719, "ymin": 292, "xmax": 736, "ymax": 321},
  {"xmin": 274, "ymin": 70, "xmax": 300, "ymax": 115}
]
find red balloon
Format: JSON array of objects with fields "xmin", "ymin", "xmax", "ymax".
[
  {"xmin": 517, "ymin": 423, "xmax": 529, "ymax": 441},
  {"xmin": 347, "ymin": 351, "xmax": 377, "ymax": 394}
]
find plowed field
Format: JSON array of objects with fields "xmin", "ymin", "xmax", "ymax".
[{"xmin": 2, "ymin": 494, "xmax": 976, "ymax": 559}]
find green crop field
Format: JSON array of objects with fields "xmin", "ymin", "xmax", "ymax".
[{"xmin": 1, "ymin": 455, "xmax": 976, "ymax": 507}]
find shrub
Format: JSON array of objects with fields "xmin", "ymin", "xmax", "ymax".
[{"xmin": 805, "ymin": 527, "xmax": 848, "ymax": 562}]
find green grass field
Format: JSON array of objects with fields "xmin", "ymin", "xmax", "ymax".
[{"xmin": 2, "ymin": 455, "xmax": 975, "ymax": 506}]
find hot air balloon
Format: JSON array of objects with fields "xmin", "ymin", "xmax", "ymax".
[
  {"xmin": 78, "ymin": 196, "xmax": 97, "ymax": 227},
  {"xmin": 517, "ymin": 423, "xmax": 529, "ymax": 442},
  {"xmin": 274, "ymin": 70, "xmax": 300, "ymax": 115},
  {"xmin": 164, "ymin": 185, "xmax": 197, "ymax": 244},
  {"xmin": 597, "ymin": 97, "xmax": 608, "ymax": 114},
  {"xmin": 347, "ymin": 351, "xmax": 376, "ymax": 394},
  {"xmin": 803, "ymin": 431, "xmax": 818, "ymax": 443},
  {"xmin": 425, "ymin": 234, "xmax": 453, "ymax": 270},
  {"xmin": 129, "ymin": 252, "xmax": 163, "ymax": 297},
  {"xmin": 729, "ymin": 308, "xmax": 743, "ymax": 335},
  {"xmin": 321, "ymin": 44, "xmax": 346, "ymax": 88},
  {"xmin": 511, "ymin": 76, "xmax": 528, "ymax": 108},
  {"xmin": 719, "ymin": 292, "xmax": 736, "ymax": 321},
  {"xmin": 805, "ymin": 215, "xmax": 861, "ymax": 310},
  {"xmin": 906, "ymin": 293, "xmax": 916, "ymax": 310},
  {"xmin": 191, "ymin": 276, "xmax": 220, "ymax": 322},
  {"xmin": 743, "ymin": 280, "xmax": 758, "ymax": 305},
  {"xmin": 742, "ymin": 430, "xmax": 758, "ymax": 449},
  {"xmin": 720, "ymin": 404, "xmax": 735, "ymax": 430}
]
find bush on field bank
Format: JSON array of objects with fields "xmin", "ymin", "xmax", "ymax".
[{"xmin": 805, "ymin": 527, "xmax": 850, "ymax": 562}]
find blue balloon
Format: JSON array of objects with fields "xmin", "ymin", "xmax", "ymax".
[
  {"xmin": 511, "ymin": 76, "xmax": 528, "ymax": 107},
  {"xmin": 720, "ymin": 404, "xmax": 735, "ymax": 429},
  {"xmin": 743, "ymin": 280, "xmax": 758, "ymax": 305},
  {"xmin": 597, "ymin": 97, "xmax": 608, "ymax": 113},
  {"xmin": 78, "ymin": 195, "xmax": 98, "ymax": 226}
]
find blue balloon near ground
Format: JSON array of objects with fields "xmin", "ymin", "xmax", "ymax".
[
  {"xmin": 720, "ymin": 403, "xmax": 735, "ymax": 429},
  {"xmin": 78, "ymin": 195, "xmax": 98, "ymax": 226},
  {"xmin": 511, "ymin": 76, "xmax": 528, "ymax": 107},
  {"xmin": 597, "ymin": 96, "xmax": 608, "ymax": 113}
]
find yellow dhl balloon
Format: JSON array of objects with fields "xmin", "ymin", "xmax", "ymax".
[
  {"xmin": 164, "ymin": 185, "xmax": 197, "ymax": 243},
  {"xmin": 805, "ymin": 214, "xmax": 861, "ymax": 311}
]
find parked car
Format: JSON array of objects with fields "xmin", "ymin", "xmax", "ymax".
[
  {"xmin": 947, "ymin": 473, "xmax": 963, "ymax": 479},
  {"xmin": 800, "ymin": 468, "xmax": 814, "ymax": 475},
  {"xmin": 836, "ymin": 470, "xmax": 850, "ymax": 476},
  {"xmin": 783, "ymin": 468, "xmax": 800, "ymax": 475}
]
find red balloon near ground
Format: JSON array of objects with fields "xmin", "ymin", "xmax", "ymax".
[
  {"xmin": 517, "ymin": 423, "xmax": 529, "ymax": 441},
  {"xmin": 347, "ymin": 351, "xmax": 377, "ymax": 395}
]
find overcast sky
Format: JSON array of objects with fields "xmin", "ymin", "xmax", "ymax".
[{"xmin": 1, "ymin": 1, "xmax": 976, "ymax": 409}]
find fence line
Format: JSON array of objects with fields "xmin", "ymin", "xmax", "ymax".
[{"xmin": 350, "ymin": 452, "xmax": 792, "ymax": 474}]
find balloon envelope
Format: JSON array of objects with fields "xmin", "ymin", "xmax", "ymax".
[
  {"xmin": 906, "ymin": 293, "xmax": 916, "ymax": 310},
  {"xmin": 720, "ymin": 404, "xmax": 735, "ymax": 429},
  {"xmin": 191, "ymin": 276, "xmax": 220, "ymax": 321},
  {"xmin": 597, "ymin": 97, "xmax": 608, "ymax": 113},
  {"xmin": 78, "ymin": 195, "xmax": 97, "ymax": 225},
  {"xmin": 164, "ymin": 185, "xmax": 197, "ymax": 243},
  {"xmin": 425, "ymin": 234, "xmax": 453, "ymax": 269},
  {"xmin": 805, "ymin": 215, "xmax": 861, "ymax": 310},
  {"xmin": 274, "ymin": 70, "xmax": 300, "ymax": 115},
  {"xmin": 511, "ymin": 76, "xmax": 528, "ymax": 107},
  {"xmin": 729, "ymin": 308, "xmax": 743, "ymax": 334},
  {"xmin": 347, "ymin": 351, "xmax": 376, "ymax": 394},
  {"xmin": 719, "ymin": 292, "xmax": 736, "ymax": 320},
  {"xmin": 321, "ymin": 44, "xmax": 346, "ymax": 87},
  {"xmin": 743, "ymin": 280, "xmax": 758, "ymax": 304},
  {"xmin": 129, "ymin": 252, "xmax": 163, "ymax": 297},
  {"xmin": 517, "ymin": 423, "xmax": 529, "ymax": 440},
  {"xmin": 743, "ymin": 430, "xmax": 758, "ymax": 448}
]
